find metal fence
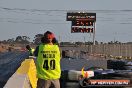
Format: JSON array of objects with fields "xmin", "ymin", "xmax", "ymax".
[
  {"xmin": 88, "ymin": 44, "xmax": 132, "ymax": 58},
  {"xmin": 61, "ymin": 44, "xmax": 132, "ymax": 59}
]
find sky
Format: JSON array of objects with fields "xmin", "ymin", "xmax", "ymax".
[{"xmin": 0, "ymin": 0, "xmax": 132, "ymax": 43}]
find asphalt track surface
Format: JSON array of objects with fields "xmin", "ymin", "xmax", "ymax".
[
  {"xmin": 0, "ymin": 51, "xmax": 132, "ymax": 88},
  {"xmin": 0, "ymin": 51, "xmax": 29, "ymax": 88},
  {"xmin": 0, "ymin": 51, "xmax": 107, "ymax": 88}
]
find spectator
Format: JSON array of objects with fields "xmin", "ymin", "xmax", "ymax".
[{"xmin": 35, "ymin": 31, "xmax": 61, "ymax": 88}]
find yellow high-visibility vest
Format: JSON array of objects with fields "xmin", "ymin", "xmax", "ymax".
[{"xmin": 36, "ymin": 44, "xmax": 61, "ymax": 80}]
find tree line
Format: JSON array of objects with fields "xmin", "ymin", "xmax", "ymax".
[
  {"xmin": 0, "ymin": 34, "xmax": 43, "ymax": 45},
  {"xmin": 0, "ymin": 34, "xmax": 132, "ymax": 45}
]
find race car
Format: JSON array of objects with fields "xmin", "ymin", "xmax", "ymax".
[{"xmin": 61, "ymin": 67, "xmax": 132, "ymax": 88}]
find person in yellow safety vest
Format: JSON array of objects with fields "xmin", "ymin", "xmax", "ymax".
[
  {"xmin": 26, "ymin": 45, "xmax": 35, "ymax": 56},
  {"xmin": 34, "ymin": 31, "xmax": 61, "ymax": 88}
]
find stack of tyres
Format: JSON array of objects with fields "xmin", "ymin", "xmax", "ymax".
[
  {"xmin": 124, "ymin": 61, "xmax": 132, "ymax": 70},
  {"xmin": 107, "ymin": 60, "xmax": 126, "ymax": 70},
  {"xmin": 115, "ymin": 70, "xmax": 132, "ymax": 79}
]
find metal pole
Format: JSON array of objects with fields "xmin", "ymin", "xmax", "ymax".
[
  {"xmin": 58, "ymin": 35, "xmax": 61, "ymax": 46},
  {"xmin": 93, "ymin": 22, "xmax": 96, "ymax": 45}
]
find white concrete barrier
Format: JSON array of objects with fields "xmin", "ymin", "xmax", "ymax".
[{"xmin": 4, "ymin": 59, "xmax": 38, "ymax": 88}]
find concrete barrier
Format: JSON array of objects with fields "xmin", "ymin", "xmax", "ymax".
[
  {"xmin": 4, "ymin": 74, "xmax": 31, "ymax": 88},
  {"xmin": 4, "ymin": 59, "xmax": 38, "ymax": 88}
]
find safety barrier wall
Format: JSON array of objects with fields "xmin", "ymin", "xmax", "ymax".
[{"xmin": 4, "ymin": 59, "xmax": 38, "ymax": 88}]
